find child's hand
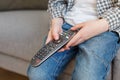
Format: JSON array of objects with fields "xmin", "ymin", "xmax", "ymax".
[
  {"xmin": 46, "ymin": 18, "xmax": 63, "ymax": 44},
  {"xmin": 64, "ymin": 19, "xmax": 109, "ymax": 50}
]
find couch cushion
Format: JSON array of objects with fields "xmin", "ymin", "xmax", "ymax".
[
  {"xmin": 0, "ymin": 10, "xmax": 49, "ymax": 61},
  {"xmin": 0, "ymin": 0, "xmax": 48, "ymax": 10}
]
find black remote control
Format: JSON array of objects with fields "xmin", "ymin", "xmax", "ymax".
[{"xmin": 30, "ymin": 29, "xmax": 78, "ymax": 67}]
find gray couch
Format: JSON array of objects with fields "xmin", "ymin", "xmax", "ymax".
[{"xmin": 0, "ymin": 0, "xmax": 120, "ymax": 80}]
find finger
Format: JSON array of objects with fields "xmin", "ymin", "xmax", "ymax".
[
  {"xmin": 52, "ymin": 27, "xmax": 62, "ymax": 40},
  {"xmin": 66, "ymin": 32, "xmax": 81, "ymax": 47},
  {"xmin": 71, "ymin": 23, "xmax": 84, "ymax": 30},
  {"xmin": 70, "ymin": 38, "xmax": 83, "ymax": 46},
  {"xmin": 58, "ymin": 48, "xmax": 65, "ymax": 52},
  {"xmin": 53, "ymin": 33, "xmax": 58, "ymax": 40},
  {"xmin": 45, "ymin": 31, "xmax": 53, "ymax": 44},
  {"xmin": 66, "ymin": 37, "xmax": 79, "ymax": 48},
  {"xmin": 46, "ymin": 36, "xmax": 52, "ymax": 44},
  {"xmin": 64, "ymin": 46, "xmax": 70, "ymax": 50}
]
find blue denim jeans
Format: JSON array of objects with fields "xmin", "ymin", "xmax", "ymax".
[{"xmin": 27, "ymin": 23, "xmax": 120, "ymax": 80}]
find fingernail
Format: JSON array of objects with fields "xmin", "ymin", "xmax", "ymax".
[
  {"xmin": 66, "ymin": 47, "xmax": 70, "ymax": 50},
  {"xmin": 54, "ymin": 37, "xmax": 58, "ymax": 40}
]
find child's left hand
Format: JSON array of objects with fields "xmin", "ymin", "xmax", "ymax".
[{"xmin": 60, "ymin": 19, "xmax": 109, "ymax": 51}]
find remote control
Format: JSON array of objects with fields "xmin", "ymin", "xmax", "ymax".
[{"xmin": 30, "ymin": 29, "xmax": 78, "ymax": 67}]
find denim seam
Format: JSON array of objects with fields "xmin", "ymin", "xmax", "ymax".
[
  {"xmin": 103, "ymin": 43, "xmax": 119, "ymax": 79},
  {"xmin": 53, "ymin": 52, "xmax": 68, "ymax": 77},
  {"xmin": 78, "ymin": 44, "xmax": 109, "ymax": 67},
  {"xmin": 90, "ymin": 52, "xmax": 111, "ymax": 80},
  {"xmin": 104, "ymin": 63, "xmax": 111, "ymax": 80},
  {"xmin": 51, "ymin": 56, "xmax": 60, "ymax": 63},
  {"xmin": 89, "ymin": 45, "xmax": 117, "ymax": 67},
  {"xmin": 110, "ymin": 43, "xmax": 120, "ymax": 62},
  {"xmin": 104, "ymin": 43, "xmax": 118, "ymax": 80},
  {"xmin": 89, "ymin": 43, "xmax": 119, "ymax": 80},
  {"xmin": 89, "ymin": 51, "xmax": 109, "ymax": 68}
]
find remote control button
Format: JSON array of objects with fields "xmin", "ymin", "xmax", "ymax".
[
  {"xmin": 53, "ymin": 34, "xmax": 65, "ymax": 44},
  {"xmin": 53, "ymin": 38, "xmax": 62, "ymax": 44},
  {"xmin": 66, "ymin": 36, "xmax": 69, "ymax": 39}
]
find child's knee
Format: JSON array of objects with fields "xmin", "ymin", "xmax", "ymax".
[{"xmin": 27, "ymin": 65, "xmax": 51, "ymax": 80}]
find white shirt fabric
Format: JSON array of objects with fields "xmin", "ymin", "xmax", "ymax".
[{"xmin": 64, "ymin": 0, "xmax": 97, "ymax": 26}]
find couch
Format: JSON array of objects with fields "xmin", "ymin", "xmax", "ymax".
[{"xmin": 0, "ymin": 0, "xmax": 120, "ymax": 80}]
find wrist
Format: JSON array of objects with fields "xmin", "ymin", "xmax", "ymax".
[
  {"xmin": 99, "ymin": 18, "xmax": 109, "ymax": 31},
  {"xmin": 52, "ymin": 18, "xmax": 63, "ymax": 23},
  {"xmin": 51, "ymin": 18, "xmax": 64, "ymax": 27}
]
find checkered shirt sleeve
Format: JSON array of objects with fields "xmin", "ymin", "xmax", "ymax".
[
  {"xmin": 47, "ymin": 0, "xmax": 74, "ymax": 19},
  {"xmin": 47, "ymin": 0, "xmax": 67, "ymax": 19},
  {"xmin": 98, "ymin": 0, "xmax": 120, "ymax": 35}
]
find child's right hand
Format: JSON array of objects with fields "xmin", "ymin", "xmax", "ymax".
[{"xmin": 45, "ymin": 18, "xmax": 64, "ymax": 44}]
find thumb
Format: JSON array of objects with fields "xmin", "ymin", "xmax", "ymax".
[
  {"xmin": 52, "ymin": 31, "xmax": 59, "ymax": 40},
  {"xmin": 52, "ymin": 27, "xmax": 63, "ymax": 40}
]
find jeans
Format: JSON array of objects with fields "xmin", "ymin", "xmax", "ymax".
[{"xmin": 27, "ymin": 23, "xmax": 120, "ymax": 80}]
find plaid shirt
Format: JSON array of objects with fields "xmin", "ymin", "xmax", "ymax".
[{"xmin": 47, "ymin": 0, "xmax": 120, "ymax": 36}]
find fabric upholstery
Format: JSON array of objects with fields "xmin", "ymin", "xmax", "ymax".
[
  {"xmin": 0, "ymin": 0, "xmax": 48, "ymax": 10},
  {"xmin": 0, "ymin": 52, "xmax": 29, "ymax": 75},
  {"xmin": 0, "ymin": 11, "xmax": 49, "ymax": 61}
]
